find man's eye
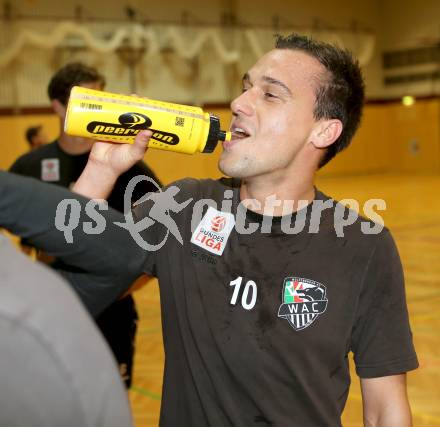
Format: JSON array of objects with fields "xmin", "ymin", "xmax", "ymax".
[
  {"xmin": 264, "ymin": 92, "xmax": 277, "ymax": 99},
  {"xmin": 242, "ymin": 87, "xmax": 250, "ymax": 93}
]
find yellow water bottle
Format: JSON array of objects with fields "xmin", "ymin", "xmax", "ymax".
[{"xmin": 65, "ymin": 86, "xmax": 231, "ymax": 154}]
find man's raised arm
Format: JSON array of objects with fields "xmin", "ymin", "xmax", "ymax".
[{"xmin": 0, "ymin": 171, "xmax": 147, "ymax": 316}]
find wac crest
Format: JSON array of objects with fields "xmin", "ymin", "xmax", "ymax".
[{"xmin": 277, "ymin": 277, "xmax": 328, "ymax": 331}]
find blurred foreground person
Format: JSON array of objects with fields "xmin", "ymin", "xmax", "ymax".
[{"xmin": 0, "ymin": 232, "xmax": 133, "ymax": 427}]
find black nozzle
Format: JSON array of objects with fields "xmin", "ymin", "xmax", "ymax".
[
  {"xmin": 218, "ymin": 130, "xmax": 228, "ymax": 141},
  {"xmin": 204, "ymin": 115, "xmax": 222, "ymax": 153}
]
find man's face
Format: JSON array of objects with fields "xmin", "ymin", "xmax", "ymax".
[{"xmin": 219, "ymin": 49, "xmax": 326, "ymax": 180}]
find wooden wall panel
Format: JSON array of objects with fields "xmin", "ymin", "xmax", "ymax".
[
  {"xmin": 386, "ymin": 100, "xmax": 440, "ymax": 174},
  {"xmin": 319, "ymin": 104, "xmax": 391, "ymax": 176}
]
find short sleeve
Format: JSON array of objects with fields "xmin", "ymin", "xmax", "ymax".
[{"xmin": 350, "ymin": 230, "xmax": 418, "ymax": 378}]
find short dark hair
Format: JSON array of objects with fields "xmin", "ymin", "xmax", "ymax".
[
  {"xmin": 47, "ymin": 62, "xmax": 105, "ymax": 106},
  {"xmin": 275, "ymin": 34, "xmax": 365, "ymax": 167},
  {"xmin": 25, "ymin": 125, "xmax": 42, "ymax": 145}
]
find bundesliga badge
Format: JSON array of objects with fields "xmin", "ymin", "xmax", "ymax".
[
  {"xmin": 278, "ymin": 277, "xmax": 328, "ymax": 331},
  {"xmin": 41, "ymin": 158, "xmax": 60, "ymax": 182},
  {"xmin": 191, "ymin": 206, "xmax": 235, "ymax": 255}
]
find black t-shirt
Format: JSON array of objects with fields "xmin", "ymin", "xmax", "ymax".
[
  {"xmin": 132, "ymin": 177, "xmax": 418, "ymax": 427},
  {"xmin": 9, "ymin": 140, "xmax": 160, "ymax": 212}
]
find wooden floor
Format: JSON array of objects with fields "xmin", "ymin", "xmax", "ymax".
[{"xmin": 128, "ymin": 174, "xmax": 440, "ymax": 427}]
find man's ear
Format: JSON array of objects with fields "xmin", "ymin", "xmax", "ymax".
[
  {"xmin": 310, "ymin": 119, "xmax": 343, "ymax": 149},
  {"xmin": 51, "ymin": 99, "xmax": 66, "ymax": 118}
]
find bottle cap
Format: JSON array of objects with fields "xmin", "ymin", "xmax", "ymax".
[{"xmin": 204, "ymin": 115, "xmax": 223, "ymax": 153}]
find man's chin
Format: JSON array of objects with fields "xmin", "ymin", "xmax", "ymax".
[
  {"xmin": 218, "ymin": 159, "xmax": 248, "ymax": 179},
  {"xmin": 219, "ymin": 158, "xmax": 237, "ymax": 178},
  {"xmin": 218, "ymin": 157, "xmax": 230, "ymax": 177}
]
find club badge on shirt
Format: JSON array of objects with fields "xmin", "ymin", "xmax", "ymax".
[
  {"xmin": 278, "ymin": 277, "xmax": 328, "ymax": 331},
  {"xmin": 41, "ymin": 159, "xmax": 60, "ymax": 182},
  {"xmin": 191, "ymin": 206, "xmax": 235, "ymax": 255}
]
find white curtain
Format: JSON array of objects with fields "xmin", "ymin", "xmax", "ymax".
[{"xmin": 0, "ymin": 22, "xmax": 375, "ymax": 68}]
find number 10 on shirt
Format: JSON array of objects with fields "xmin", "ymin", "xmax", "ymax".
[{"xmin": 229, "ymin": 277, "xmax": 258, "ymax": 310}]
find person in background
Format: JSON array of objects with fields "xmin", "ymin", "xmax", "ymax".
[
  {"xmin": 25, "ymin": 125, "xmax": 48, "ymax": 151},
  {"xmin": 9, "ymin": 62, "xmax": 161, "ymax": 388}
]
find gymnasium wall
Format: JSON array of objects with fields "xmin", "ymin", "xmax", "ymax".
[
  {"xmin": 377, "ymin": 0, "xmax": 440, "ymax": 99},
  {"xmin": 321, "ymin": 99, "xmax": 440, "ymax": 176},
  {"xmin": 2, "ymin": 100, "xmax": 439, "ymax": 184},
  {"xmin": 2, "ymin": 0, "xmax": 440, "ymax": 104},
  {"xmin": 0, "ymin": 0, "xmax": 382, "ymax": 106},
  {"xmin": 2, "ymin": 1, "xmax": 439, "ymax": 181}
]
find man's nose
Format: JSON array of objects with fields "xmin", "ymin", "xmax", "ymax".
[{"xmin": 230, "ymin": 90, "xmax": 255, "ymax": 117}]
